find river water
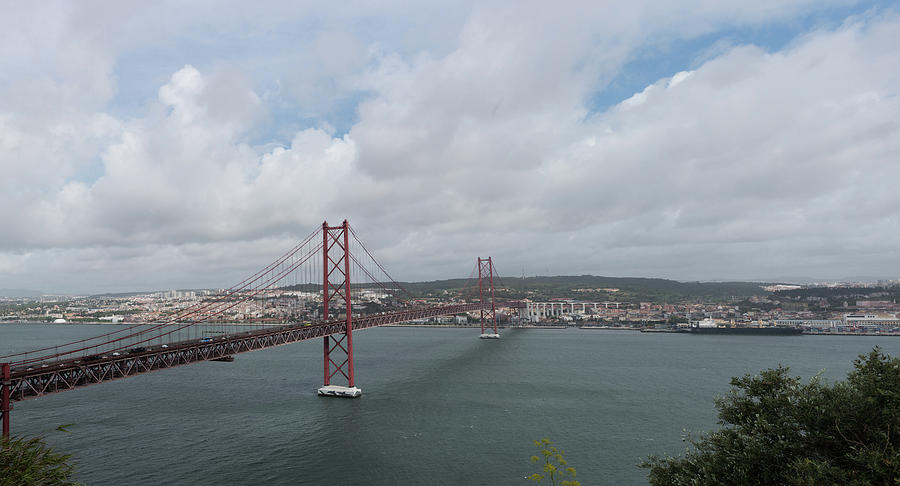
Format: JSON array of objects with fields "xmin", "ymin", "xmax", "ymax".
[{"xmin": 1, "ymin": 324, "xmax": 897, "ymax": 485}]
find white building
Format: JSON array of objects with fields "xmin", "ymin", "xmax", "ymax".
[
  {"xmin": 775, "ymin": 319, "xmax": 841, "ymax": 329},
  {"xmin": 843, "ymin": 314, "xmax": 900, "ymax": 328}
]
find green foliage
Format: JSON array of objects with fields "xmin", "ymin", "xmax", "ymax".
[
  {"xmin": 528, "ymin": 438, "xmax": 581, "ymax": 486},
  {"xmin": 773, "ymin": 286, "xmax": 900, "ymax": 311},
  {"xmin": 642, "ymin": 347, "xmax": 900, "ymax": 485},
  {"xmin": 400, "ymin": 275, "xmax": 768, "ymax": 303},
  {"xmin": 774, "ymin": 286, "xmax": 900, "ymax": 301},
  {"xmin": 1, "ymin": 435, "xmax": 80, "ymax": 485}
]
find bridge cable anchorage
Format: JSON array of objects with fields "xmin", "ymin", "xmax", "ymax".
[{"xmin": 3, "ymin": 219, "xmax": 499, "ymax": 435}]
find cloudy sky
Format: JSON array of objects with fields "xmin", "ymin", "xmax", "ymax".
[{"xmin": 1, "ymin": 1, "xmax": 898, "ymax": 294}]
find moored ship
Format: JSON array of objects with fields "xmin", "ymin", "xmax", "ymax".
[{"xmin": 687, "ymin": 318, "xmax": 803, "ymax": 335}]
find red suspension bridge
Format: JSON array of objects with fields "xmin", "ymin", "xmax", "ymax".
[{"xmin": 0, "ymin": 220, "xmax": 502, "ymax": 438}]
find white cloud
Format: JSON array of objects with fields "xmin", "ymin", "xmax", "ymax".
[
  {"xmin": 0, "ymin": 2, "xmax": 897, "ymax": 292},
  {"xmin": 347, "ymin": 11, "xmax": 900, "ymax": 281}
]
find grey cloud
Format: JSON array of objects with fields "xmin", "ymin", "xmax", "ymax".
[{"xmin": 0, "ymin": 2, "xmax": 897, "ymax": 293}]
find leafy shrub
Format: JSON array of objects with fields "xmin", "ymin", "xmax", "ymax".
[{"xmin": 643, "ymin": 347, "xmax": 900, "ymax": 485}]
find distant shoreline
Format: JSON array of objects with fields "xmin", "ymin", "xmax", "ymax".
[{"xmin": 3, "ymin": 321, "xmax": 899, "ymax": 336}]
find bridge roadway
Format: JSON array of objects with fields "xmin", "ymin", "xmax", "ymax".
[{"xmin": 6, "ymin": 303, "xmax": 482, "ymax": 403}]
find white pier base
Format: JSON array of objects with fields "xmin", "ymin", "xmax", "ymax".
[
  {"xmin": 317, "ymin": 385, "xmax": 362, "ymax": 398},
  {"xmin": 480, "ymin": 333, "xmax": 500, "ymax": 339}
]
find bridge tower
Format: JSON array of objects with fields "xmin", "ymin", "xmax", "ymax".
[
  {"xmin": 478, "ymin": 257, "xmax": 500, "ymax": 339},
  {"xmin": 318, "ymin": 220, "xmax": 362, "ymax": 398}
]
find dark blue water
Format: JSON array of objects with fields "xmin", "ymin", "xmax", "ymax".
[{"xmin": 2, "ymin": 324, "xmax": 897, "ymax": 484}]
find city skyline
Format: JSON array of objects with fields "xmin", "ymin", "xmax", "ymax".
[{"xmin": 1, "ymin": 1, "xmax": 899, "ymax": 293}]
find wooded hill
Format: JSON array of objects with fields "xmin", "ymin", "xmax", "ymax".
[{"xmin": 400, "ymin": 275, "xmax": 770, "ymax": 303}]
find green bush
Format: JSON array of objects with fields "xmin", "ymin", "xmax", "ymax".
[
  {"xmin": 1, "ymin": 435, "xmax": 79, "ymax": 486},
  {"xmin": 642, "ymin": 347, "xmax": 900, "ymax": 485}
]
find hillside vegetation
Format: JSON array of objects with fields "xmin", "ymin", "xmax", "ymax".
[{"xmin": 401, "ymin": 275, "xmax": 769, "ymax": 303}]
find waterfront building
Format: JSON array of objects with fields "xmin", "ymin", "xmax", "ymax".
[
  {"xmin": 843, "ymin": 314, "xmax": 900, "ymax": 329},
  {"xmin": 775, "ymin": 319, "xmax": 841, "ymax": 329}
]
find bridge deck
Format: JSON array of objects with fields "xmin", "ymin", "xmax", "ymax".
[{"xmin": 7, "ymin": 303, "xmax": 480, "ymax": 402}]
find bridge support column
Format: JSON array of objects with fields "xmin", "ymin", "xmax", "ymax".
[
  {"xmin": 478, "ymin": 257, "xmax": 500, "ymax": 339},
  {"xmin": 318, "ymin": 220, "xmax": 361, "ymax": 398},
  {"xmin": 1, "ymin": 362, "xmax": 10, "ymax": 439}
]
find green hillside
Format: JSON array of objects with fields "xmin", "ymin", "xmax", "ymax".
[{"xmin": 401, "ymin": 275, "xmax": 770, "ymax": 303}]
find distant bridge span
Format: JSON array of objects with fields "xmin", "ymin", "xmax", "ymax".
[
  {"xmin": 4, "ymin": 303, "xmax": 482, "ymax": 404},
  {"xmin": 0, "ymin": 221, "xmax": 501, "ymax": 438}
]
